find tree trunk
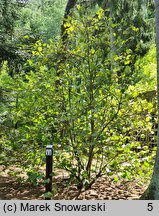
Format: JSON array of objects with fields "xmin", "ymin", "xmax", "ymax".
[
  {"xmin": 61, "ymin": 0, "xmax": 77, "ymax": 43},
  {"xmin": 140, "ymin": 0, "xmax": 159, "ymax": 200}
]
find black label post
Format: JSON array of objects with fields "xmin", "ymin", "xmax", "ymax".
[{"xmin": 45, "ymin": 144, "xmax": 53, "ymax": 200}]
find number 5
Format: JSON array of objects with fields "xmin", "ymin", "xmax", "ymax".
[{"xmin": 147, "ymin": 203, "xmax": 153, "ymax": 211}]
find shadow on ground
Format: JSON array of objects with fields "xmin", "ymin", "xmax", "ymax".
[
  {"xmin": 0, "ymin": 166, "xmax": 148, "ymax": 200},
  {"xmin": 0, "ymin": 174, "xmax": 44, "ymax": 200}
]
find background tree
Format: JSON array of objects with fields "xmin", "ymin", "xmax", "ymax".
[
  {"xmin": 140, "ymin": 0, "xmax": 159, "ymax": 200},
  {"xmin": 16, "ymin": 0, "xmax": 67, "ymax": 42},
  {"xmin": 0, "ymin": 0, "xmax": 23, "ymax": 76}
]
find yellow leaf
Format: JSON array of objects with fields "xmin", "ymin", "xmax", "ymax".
[
  {"xmin": 76, "ymin": 4, "xmax": 81, "ymax": 10},
  {"xmin": 64, "ymin": 23, "xmax": 71, "ymax": 28},
  {"xmin": 146, "ymin": 117, "xmax": 150, "ymax": 122},
  {"xmin": 124, "ymin": 60, "xmax": 130, "ymax": 65},
  {"xmin": 38, "ymin": 47, "xmax": 42, "ymax": 52},
  {"xmin": 132, "ymin": 26, "xmax": 139, "ymax": 32},
  {"xmin": 24, "ymin": 35, "xmax": 29, "ymax": 39}
]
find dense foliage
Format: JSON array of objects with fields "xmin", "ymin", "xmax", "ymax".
[{"xmin": 0, "ymin": 0, "xmax": 157, "ymax": 197}]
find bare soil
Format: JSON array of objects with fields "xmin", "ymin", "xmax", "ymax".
[{"xmin": 0, "ymin": 165, "xmax": 148, "ymax": 200}]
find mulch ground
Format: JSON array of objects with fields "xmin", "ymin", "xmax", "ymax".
[{"xmin": 0, "ymin": 165, "xmax": 148, "ymax": 200}]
